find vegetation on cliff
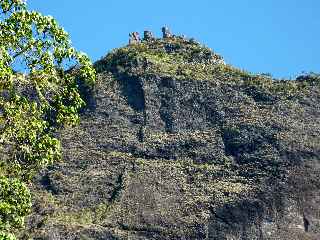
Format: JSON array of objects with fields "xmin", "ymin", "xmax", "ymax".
[
  {"xmin": 96, "ymin": 36, "xmax": 319, "ymax": 101},
  {"xmin": 18, "ymin": 34, "xmax": 320, "ymax": 239},
  {"xmin": 1, "ymin": 3, "xmax": 319, "ymax": 238}
]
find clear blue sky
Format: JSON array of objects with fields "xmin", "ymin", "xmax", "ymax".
[{"xmin": 28, "ymin": 0, "xmax": 319, "ymax": 79}]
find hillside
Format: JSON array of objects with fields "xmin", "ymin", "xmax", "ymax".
[{"xmin": 21, "ymin": 36, "xmax": 320, "ymax": 239}]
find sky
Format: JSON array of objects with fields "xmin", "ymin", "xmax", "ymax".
[{"xmin": 28, "ymin": 0, "xmax": 319, "ymax": 79}]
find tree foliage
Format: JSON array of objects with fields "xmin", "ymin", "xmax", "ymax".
[
  {"xmin": 0, "ymin": 0, "xmax": 96, "ymax": 237},
  {"xmin": 0, "ymin": 232, "xmax": 16, "ymax": 240},
  {"xmin": 0, "ymin": 0, "xmax": 96, "ymax": 174},
  {"xmin": 0, "ymin": 177, "xmax": 30, "ymax": 239}
]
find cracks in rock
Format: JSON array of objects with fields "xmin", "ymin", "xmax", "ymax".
[
  {"xmin": 116, "ymin": 74, "xmax": 148, "ymax": 143},
  {"xmin": 109, "ymin": 170, "xmax": 126, "ymax": 203},
  {"xmin": 108, "ymin": 161, "xmax": 138, "ymax": 204},
  {"xmin": 159, "ymin": 78, "xmax": 178, "ymax": 134},
  {"xmin": 138, "ymin": 111, "xmax": 147, "ymax": 143},
  {"xmin": 303, "ymin": 213, "xmax": 310, "ymax": 232}
]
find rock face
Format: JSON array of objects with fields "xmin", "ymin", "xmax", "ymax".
[{"xmin": 21, "ymin": 38, "xmax": 320, "ymax": 239}]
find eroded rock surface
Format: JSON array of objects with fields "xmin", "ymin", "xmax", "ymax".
[{"xmin": 22, "ymin": 38, "xmax": 320, "ymax": 240}]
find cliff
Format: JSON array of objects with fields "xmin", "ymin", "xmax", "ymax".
[{"xmin": 21, "ymin": 37, "xmax": 320, "ymax": 239}]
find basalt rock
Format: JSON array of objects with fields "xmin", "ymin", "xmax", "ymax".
[
  {"xmin": 21, "ymin": 37, "xmax": 320, "ymax": 240},
  {"xmin": 143, "ymin": 31, "xmax": 155, "ymax": 42},
  {"xmin": 162, "ymin": 26, "xmax": 172, "ymax": 38},
  {"xmin": 129, "ymin": 32, "xmax": 141, "ymax": 45}
]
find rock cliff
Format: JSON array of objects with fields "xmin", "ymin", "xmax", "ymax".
[{"xmin": 21, "ymin": 37, "xmax": 320, "ymax": 239}]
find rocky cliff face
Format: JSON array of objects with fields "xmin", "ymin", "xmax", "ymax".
[{"xmin": 21, "ymin": 37, "xmax": 320, "ymax": 239}]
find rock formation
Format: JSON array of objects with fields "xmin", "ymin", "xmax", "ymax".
[
  {"xmin": 162, "ymin": 26, "xmax": 172, "ymax": 38},
  {"xmin": 129, "ymin": 32, "xmax": 140, "ymax": 45},
  {"xmin": 21, "ymin": 36, "xmax": 320, "ymax": 240},
  {"xmin": 143, "ymin": 30, "xmax": 155, "ymax": 42}
]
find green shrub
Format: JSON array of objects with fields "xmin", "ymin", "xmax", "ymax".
[
  {"xmin": 0, "ymin": 232, "xmax": 16, "ymax": 240},
  {"xmin": 0, "ymin": 177, "xmax": 31, "ymax": 231}
]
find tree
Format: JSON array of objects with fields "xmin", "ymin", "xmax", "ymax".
[{"xmin": 0, "ymin": 0, "xmax": 96, "ymax": 238}]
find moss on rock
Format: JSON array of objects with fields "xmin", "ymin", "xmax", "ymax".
[{"xmin": 21, "ymin": 37, "xmax": 320, "ymax": 239}]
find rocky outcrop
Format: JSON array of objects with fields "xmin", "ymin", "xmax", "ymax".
[{"xmin": 21, "ymin": 37, "xmax": 320, "ymax": 239}]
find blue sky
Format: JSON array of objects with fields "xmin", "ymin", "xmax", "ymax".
[{"xmin": 28, "ymin": 0, "xmax": 319, "ymax": 79}]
